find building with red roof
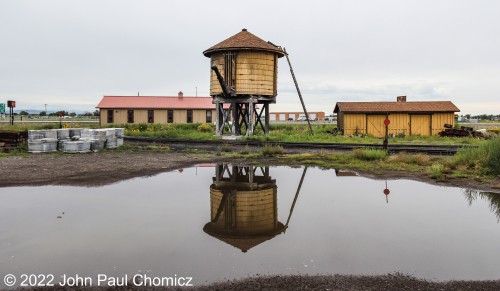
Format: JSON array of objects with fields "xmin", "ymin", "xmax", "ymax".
[{"xmin": 96, "ymin": 92, "xmax": 227, "ymax": 125}]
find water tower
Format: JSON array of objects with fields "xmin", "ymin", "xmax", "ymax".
[{"xmin": 203, "ymin": 29, "xmax": 285, "ymax": 136}]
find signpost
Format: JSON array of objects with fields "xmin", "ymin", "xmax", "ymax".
[
  {"xmin": 7, "ymin": 100, "xmax": 15, "ymax": 125},
  {"xmin": 383, "ymin": 113, "xmax": 390, "ymax": 151}
]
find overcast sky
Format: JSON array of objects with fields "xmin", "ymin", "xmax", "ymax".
[{"xmin": 1, "ymin": 0, "xmax": 499, "ymax": 114}]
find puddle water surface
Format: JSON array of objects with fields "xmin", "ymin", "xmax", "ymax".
[{"xmin": 1, "ymin": 164, "xmax": 500, "ymax": 287}]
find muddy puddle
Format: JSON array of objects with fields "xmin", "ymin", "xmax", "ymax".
[{"xmin": 1, "ymin": 164, "xmax": 500, "ymax": 287}]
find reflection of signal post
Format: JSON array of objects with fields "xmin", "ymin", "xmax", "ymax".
[
  {"xmin": 7, "ymin": 100, "xmax": 16, "ymax": 125},
  {"xmin": 383, "ymin": 180, "xmax": 391, "ymax": 203}
]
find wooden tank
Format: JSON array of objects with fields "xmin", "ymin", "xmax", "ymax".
[
  {"xmin": 203, "ymin": 29, "xmax": 285, "ymax": 97},
  {"xmin": 203, "ymin": 164, "xmax": 286, "ymax": 252}
]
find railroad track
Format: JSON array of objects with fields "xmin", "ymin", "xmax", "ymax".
[{"xmin": 125, "ymin": 136, "xmax": 476, "ymax": 155}]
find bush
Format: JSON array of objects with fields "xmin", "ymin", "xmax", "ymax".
[
  {"xmin": 197, "ymin": 123, "xmax": 213, "ymax": 132},
  {"xmin": 353, "ymin": 148, "xmax": 388, "ymax": 160}
]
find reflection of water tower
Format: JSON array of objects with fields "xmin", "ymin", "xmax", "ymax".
[
  {"xmin": 203, "ymin": 164, "xmax": 286, "ymax": 252},
  {"xmin": 203, "ymin": 29, "xmax": 285, "ymax": 136}
]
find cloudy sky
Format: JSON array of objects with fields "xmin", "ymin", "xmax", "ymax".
[{"xmin": 1, "ymin": 0, "xmax": 499, "ymax": 114}]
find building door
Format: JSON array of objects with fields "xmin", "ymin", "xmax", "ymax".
[
  {"xmin": 411, "ymin": 115, "xmax": 431, "ymax": 136},
  {"xmin": 366, "ymin": 115, "xmax": 386, "ymax": 138}
]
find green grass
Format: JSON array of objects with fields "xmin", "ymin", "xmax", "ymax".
[
  {"xmin": 353, "ymin": 148, "xmax": 388, "ymax": 160},
  {"xmin": 454, "ymin": 137, "xmax": 500, "ymax": 175},
  {"xmin": 119, "ymin": 123, "xmax": 218, "ymax": 140},
  {"xmin": 262, "ymin": 144, "xmax": 284, "ymax": 156}
]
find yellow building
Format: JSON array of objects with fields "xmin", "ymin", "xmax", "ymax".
[
  {"xmin": 96, "ymin": 92, "xmax": 226, "ymax": 125},
  {"xmin": 334, "ymin": 96, "xmax": 460, "ymax": 137}
]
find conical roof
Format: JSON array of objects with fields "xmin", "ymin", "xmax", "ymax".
[
  {"xmin": 203, "ymin": 222, "xmax": 286, "ymax": 252},
  {"xmin": 203, "ymin": 29, "xmax": 285, "ymax": 57}
]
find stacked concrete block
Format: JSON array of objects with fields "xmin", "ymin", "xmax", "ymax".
[
  {"xmin": 60, "ymin": 140, "xmax": 91, "ymax": 153},
  {"xmin": 28, "ymin": 129, "xmax": 58, "ymax": 153},
  {"xmin": 27, "ymin": 128, "xmax": 124, "ymax": 153}
]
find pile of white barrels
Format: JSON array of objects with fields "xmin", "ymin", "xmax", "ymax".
[{"xmin": 28, "ymin": 128, "xmax": 124, "ymax": 153}]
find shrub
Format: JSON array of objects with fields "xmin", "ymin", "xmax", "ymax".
[
  {"xmin": 353, "ymin": 148, "xmax": 388, "ymax": 160},
  {"xmin": 197, "ymin": 123, "xmax": 213, "ymax": 132}
]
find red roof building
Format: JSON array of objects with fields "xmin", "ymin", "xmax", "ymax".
[{"xmin": 96, "ymin": 92, "xmax": 227, "ymax": 125}]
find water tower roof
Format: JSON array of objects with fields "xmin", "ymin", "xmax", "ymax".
[{"xmin": 203, "ymin": 29, "xmax": 285, "ymax": 57}]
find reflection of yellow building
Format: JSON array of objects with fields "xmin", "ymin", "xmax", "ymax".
[{"xmin": 203, "ymin": 164, "xmax": 286, "ymax": 252}]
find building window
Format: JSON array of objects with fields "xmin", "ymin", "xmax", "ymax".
[
  {"xmin": 187, "ymin": 110, "xmax": 193, "ymax": 123},
  {"xmin": 127, "ymin": 110, "xmax": 134, "ymax": 123},
  {"xmin": 167, "ymin": 110, "xmax": 174, "ymax": 123},
  {"xmin": 148, "ymin": 110, "xmax": 154, "ymax": 123},
  {"xmin": 107, "ymin": 110, "xmax": 114, "ymax": 123},
  {"xmin": 206, "ymin": 110, "xmax": 212, "ymax": 123}
]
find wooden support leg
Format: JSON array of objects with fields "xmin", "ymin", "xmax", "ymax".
[
  {"xmin": 232, "ymin": 104, "xmax": 238, "ymax": 135},
  {"xmin": 247, "ymin": 101, "xmax": 254, "ymax": 136},
  {"xmin": 264, "ymin": 103, "xmax": 270, "ymax": 135}
]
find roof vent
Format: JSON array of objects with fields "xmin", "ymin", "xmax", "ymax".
[
  {"xmin": 242, "ymin": 28, "xmax": 247, "ymax": 32},
  {"xmin": 397, "ymin": 96, "xmax": 407, "ymax": 102},
  {"xmin": 178, "ymin": 91, "xmax": 183, "ymax": 98}
]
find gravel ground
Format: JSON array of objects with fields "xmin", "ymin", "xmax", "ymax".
[{"xmin": 28, "ymin": 274, "xmax": 500, "ymax": 290}]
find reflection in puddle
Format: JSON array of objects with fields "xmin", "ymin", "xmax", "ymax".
[
  {"xmin": 2, "ymin": 165, "xmax": 500, "ymax": 286},
  {"xmin": 464, "ymin": 189, "xmax": 500, "ymax": 221},
  {"xmin": 204, "ymin": 164, "xmax": 286, "ymax": 252}
]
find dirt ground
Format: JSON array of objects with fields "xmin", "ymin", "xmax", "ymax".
[
  {"xmin": 2, "ymin": 145, "xmax": 500, "ymax": 290},
  {"xmin": 1, "ymin": 144, "xmax": 499, "ymax": 193}
]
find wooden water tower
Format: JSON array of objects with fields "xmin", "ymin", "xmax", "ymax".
[{"xmin": 203, "ymin": 29, "xmax": 285, "ymax": 136}]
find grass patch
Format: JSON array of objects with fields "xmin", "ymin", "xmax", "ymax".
[
  {"xmin": 454, "ymin": 137, "xmax": 500, "ymax": 175},
  {"xmin": 353, "ymin": 148, "xmax": 388, "ymax": 160},
  {"xmin": 427, "ymin": 163, "xmax": 445, "ymax": 180},
  {"xmin": 262, "ymin": 144, "xmax": 284, "ymax": 157},
  {"xmin": 388, "ymin": 152, "xmax": 431, "ymax": 166}
]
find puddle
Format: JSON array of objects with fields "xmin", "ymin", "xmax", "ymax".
[{"xmin": 1, "ymin": 163, "xmax": 500, "ymax": 286}]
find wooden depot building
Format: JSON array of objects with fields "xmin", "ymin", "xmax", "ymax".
[
  {"xmin": 334, "ymin": 96, "xmax": 460, "ymax": 137},
  {"xmin": 96, "ymin": 92, "xmax": 226, "ymax": 125}
]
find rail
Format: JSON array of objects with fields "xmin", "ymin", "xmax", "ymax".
[{"xmin": 124, "ymin": 136, "xmax": 475, "ymax": 155}]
